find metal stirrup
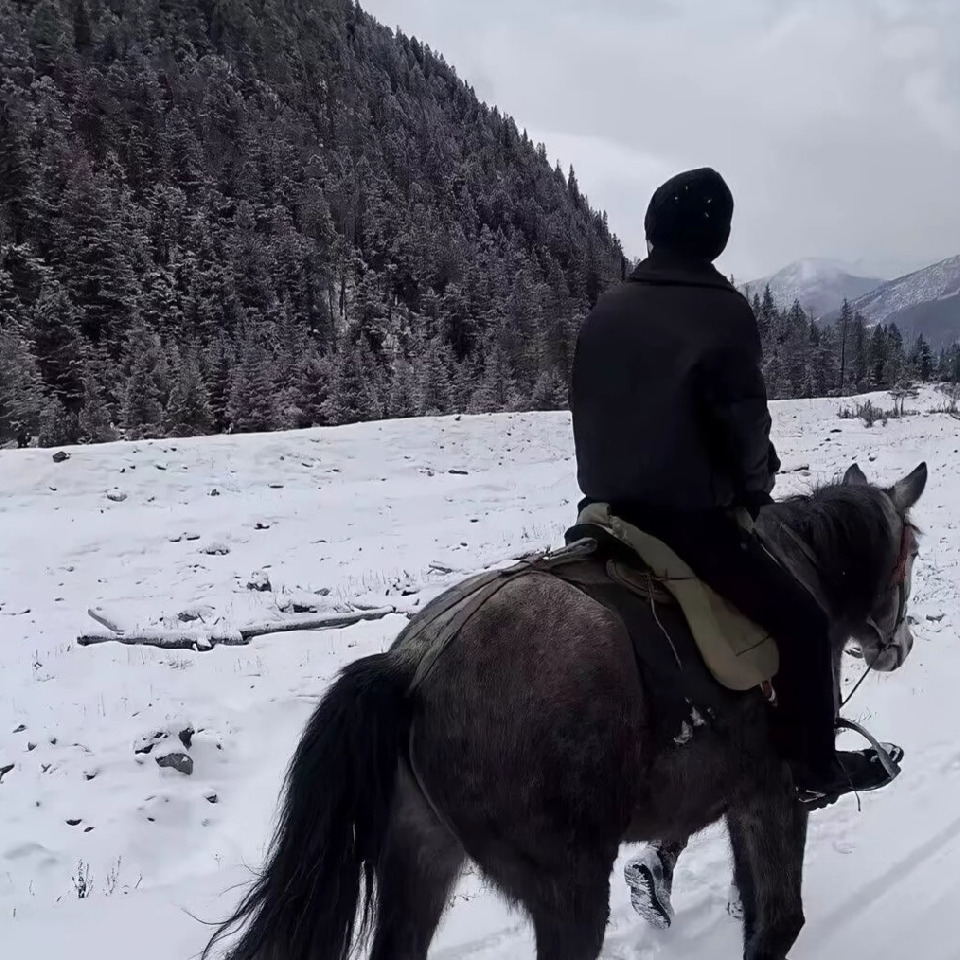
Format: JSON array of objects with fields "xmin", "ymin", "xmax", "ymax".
[{"xmin": 835, "ymin": 717, "xmax": 902, "ymax": 783}]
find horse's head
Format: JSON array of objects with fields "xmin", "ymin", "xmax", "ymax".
[{"xmin": 841, "ymin": 461, "xmax": 927, "ymax": 672}]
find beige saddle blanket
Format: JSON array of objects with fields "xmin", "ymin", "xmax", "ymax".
[{"xmin": 576, "ymin": 502, "xmax": 779, "ymax": 691}]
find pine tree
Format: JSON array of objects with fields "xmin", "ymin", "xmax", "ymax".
[
  {"xmin": 30, "ymin": 281, "xmax": 86, "ymax": 409},
  {"xmin": 164, "ymin": 349, "xmax": 214, "ymax": 438},
  {"xmin": 0, "ymin": 323, "xmax": 51, "ymax": 446},
  {"xmin": 868, "ymin": 325, "xmax": 891, "ymax": 388},
  {"xmin": 415, "ymin": 333, "xmax": 453, "ymax": 417},
  {"xmin": 909, "ymin": 334, "xmax": 934, "ymax": 382},
  {"xmin": 121, "ymin": 320, "xmax": 166, "ymax": 439},
  {"xmin": 837, "ymin": 299, "xmax": 852, "ymax": 394},
  {"xmin": 883, "ymin": 324, "xmax": 905, "ymax": 386},
  {"xmin": 850, "ymin": 312, "xmax": 870, "ymax": 394},
  {"xmin": 757, "ymin": 285, "xmax": 777, "ymax": 344},
  {"xmin": 78, "ymin": 373, "xmax": 118, "ymax": 443},
  {"xmin": 227, "ymin": 329, "xmax": 281, "ymax": 433},
  {"xmin": 37, "ymin": 396, "xmax": 75, "ymax": 447},
  {"xmin": 387, "ymin": 356, "xmax": 418, "ymax": 419},
  {"xmin": 529, "ymin": 369, "xmax": 566, "ymax": 411}
]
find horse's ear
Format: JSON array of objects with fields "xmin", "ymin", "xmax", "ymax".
[
  {"xmin": 889, "ymin": 462, "xmax": 928, "ymax": 513},
  {"xmin": 843, "ymin": 463, "xmax": 869, "ymax": 486}
]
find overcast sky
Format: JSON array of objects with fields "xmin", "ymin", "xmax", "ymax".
[{"xmin": 361, "ymin": 0, "xmax": 960, "ymax": 281}]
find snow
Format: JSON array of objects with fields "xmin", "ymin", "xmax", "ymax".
[{"xmin": 1, "ymin": 390, "xmax": 958, "ymax": 958}]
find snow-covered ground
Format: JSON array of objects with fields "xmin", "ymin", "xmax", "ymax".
[{"xmin": 1, "ymin": 389, "xmax": 958, "ymax": 959}]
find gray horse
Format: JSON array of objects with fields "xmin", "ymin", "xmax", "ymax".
[{"xmin": 204, "ymin": 461, "xmax": 926, "ymax": 960}]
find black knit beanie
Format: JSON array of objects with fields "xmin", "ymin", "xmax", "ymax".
[{"xmin": 644, "ymin": 167, "xmax": 734, "ymax": 262}]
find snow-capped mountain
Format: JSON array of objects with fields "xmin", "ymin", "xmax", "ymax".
[
  {"xmin": 843, "ymin": 255, "xmax": 960, "ymax": 345},
  {"xmin": 742, "ymin": 258, "xmax": 885, "ymax": 317}
]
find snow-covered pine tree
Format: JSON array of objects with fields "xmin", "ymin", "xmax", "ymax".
[
  {"xmin": 164, "ymin": 347, "xmax": 214, "ymax": 437},
  {"xmin": 121, "ymin": 319, "xmax": 166, "ymax": 439},
  {"xmin": 227, "ymin": 326, "xmax": 281, "ymax": 433},
  {"xmin": 0, "ymin": 323, "xmax": 52, "ymax": 445}
]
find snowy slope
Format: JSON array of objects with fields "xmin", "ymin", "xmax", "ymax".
[
  {"xmin": 2, "ymin": 392, "xmax": 960, "ymax": 959},
  {"xmin": 842, "ymin": 256, "xmax": 960, "ymax": 346},
  {"xmin": 742, "ymin": 259, "xmax": 884, "ymax": 317}
]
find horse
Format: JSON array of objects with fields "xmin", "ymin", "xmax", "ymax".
[{"xmin": 204, "ymin": 460, "xmax": 927, "ymax": 960}]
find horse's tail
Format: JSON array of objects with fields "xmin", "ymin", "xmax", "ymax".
[{"xmin": 203, "ymin": 652, "xmax": 414, "ymax": 960}]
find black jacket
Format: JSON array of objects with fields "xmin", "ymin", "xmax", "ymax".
[{"xmin": 570, "ymin": 251, "xmax": 780, "ymax": 516}]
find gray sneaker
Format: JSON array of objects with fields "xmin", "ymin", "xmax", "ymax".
[{"xmin": 624, "ymin": 847, "xmax": 675, "ymax": 929}]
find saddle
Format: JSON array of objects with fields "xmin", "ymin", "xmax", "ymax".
[
  {"xmin": 403, "ymin": 508, "xmax": 778, "ymax": 747},
  {"xmin": 566, "ymin": 503, "xmax": 780, "ymax": 692}
]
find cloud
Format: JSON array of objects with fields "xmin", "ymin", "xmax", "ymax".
[{"xmin": 362, "ymin": 0, "xmax": 960, "ymax": 280}]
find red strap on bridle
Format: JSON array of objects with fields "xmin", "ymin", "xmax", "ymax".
[{"xmin": 892, "ymin": 524, "xmax": 915, "ymax": 586}]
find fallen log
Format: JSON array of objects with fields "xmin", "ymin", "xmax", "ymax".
[
  {"xmin": 237, "ymin": 607, "xmax": 396, "ymax": 639},
  {"xmin": 77, "ymin": 606, "xmax": 398, "ymax": 651},
  {"xmin": 77, "ymin": 628, "xmax": 244, "ymax": 650}
]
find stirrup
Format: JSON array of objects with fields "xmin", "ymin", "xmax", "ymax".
[
  {"xmin": 798, "ymin": 719, "xmax": 903, "ymax": 809},
  {"xmin": 835, "ymin": 717, "xmax": 903, "ymax": 783}
]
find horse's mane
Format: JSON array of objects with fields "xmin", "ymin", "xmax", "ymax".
[{"xmin": 764, "ymin": 481, "xmax": 903, "ymax": 620}]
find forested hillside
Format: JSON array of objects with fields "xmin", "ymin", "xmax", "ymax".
[
  {"xmin": 753, "ymin": 289, "xmax": 955, "ymax": 400},
  {"xmin": 0, "ymin": 0, "xmax": 625, "ymax": 445},
  {"xmin": 1, "ymin": 0, "xmax": 953, "ymax": 448}
]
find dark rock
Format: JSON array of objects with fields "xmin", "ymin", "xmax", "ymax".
[
  {"xmin": 134, "ymin": 733, "xmax": 164, "ymax": 755},
  {"xmin": 0, "ymin": 763, "xmax": 14, "ymax": 782},
  {"xmin": 178, "ymin": 727, "xmax": 194, "ymax": 749},
  {"xmin": 254, "ymin": 522, "xmax": 271, "ymax": 530},
  {"xmin": 204, "ymin": 791, "xmax": 218, "ymax": 804},
  {"xmin": 247, "ymin": 571, "xmax": 271, "ymax": 592},
  {"xmin": 202, "ymin": 542, "xmax": 230, "ymax": 556},
  {"xmin": 105, "ymin": 490, "xmax": 127, "ymax": 503},
  {"xmin": 52, "ymin": 451, "xmax": 70, "ymax": 463},
  {"xmin": 208, "ymin": 488, "xmax": 220, "ymax": 497},
  {"xmin": 66, "ymin": 819, "xmax": 82, "ymax": 826},
  {"xmin": 448, "ymin": 469, "xmax": 469, "ymax": 475},
  {"xmin": 13, "ymin": 724, "xmax": 26, "ymax": 734},
  {"xmin": 27, "ymin": 742, "xmax": 36, "ymax": 752},
  {"xmin": 156, "ymin": 752, "xmax": 194, "ymax": 776}
]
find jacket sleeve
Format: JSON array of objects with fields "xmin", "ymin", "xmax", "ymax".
[{"xmin": 695, "ymin": 298, "xmax": 777, "ymax": 500}]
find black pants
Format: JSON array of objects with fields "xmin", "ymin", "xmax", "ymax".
[{"xmin": 613, "ymin": 504, "xmax": 836, "ymax": 773}]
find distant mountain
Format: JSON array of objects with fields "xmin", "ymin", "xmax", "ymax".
[
  {"xmin": 840, "ymin": 255, "xmax": 960, "ymax": 345},
  {"xmin": 743, "ymin": 259, "xmax": 884, "ymax": 317}
]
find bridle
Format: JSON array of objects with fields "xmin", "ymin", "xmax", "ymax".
[
  {"xmin": 863, "ymin": 520, "xmax": 918, "ymax": 655},
  {"xmin": 778, "ymin": 516, "xmax": 918, "ymax": 690}
]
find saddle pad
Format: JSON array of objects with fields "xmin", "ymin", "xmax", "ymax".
[{"xmin": 573, "ymin": 503, "xmax": 779, "ymax": 692}]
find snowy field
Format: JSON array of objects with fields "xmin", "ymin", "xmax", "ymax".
[{"xmin": 1, "ymin": 389, "xmax": 959, "ymax": 959}]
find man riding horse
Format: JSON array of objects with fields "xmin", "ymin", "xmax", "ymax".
[
  {"xmin": 570, "ymin": 168, "xmax": 908, "ymax": 930},
  {"xmin": 570, "ymin": 167, "xmax": 900, "ymax": 809}
]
